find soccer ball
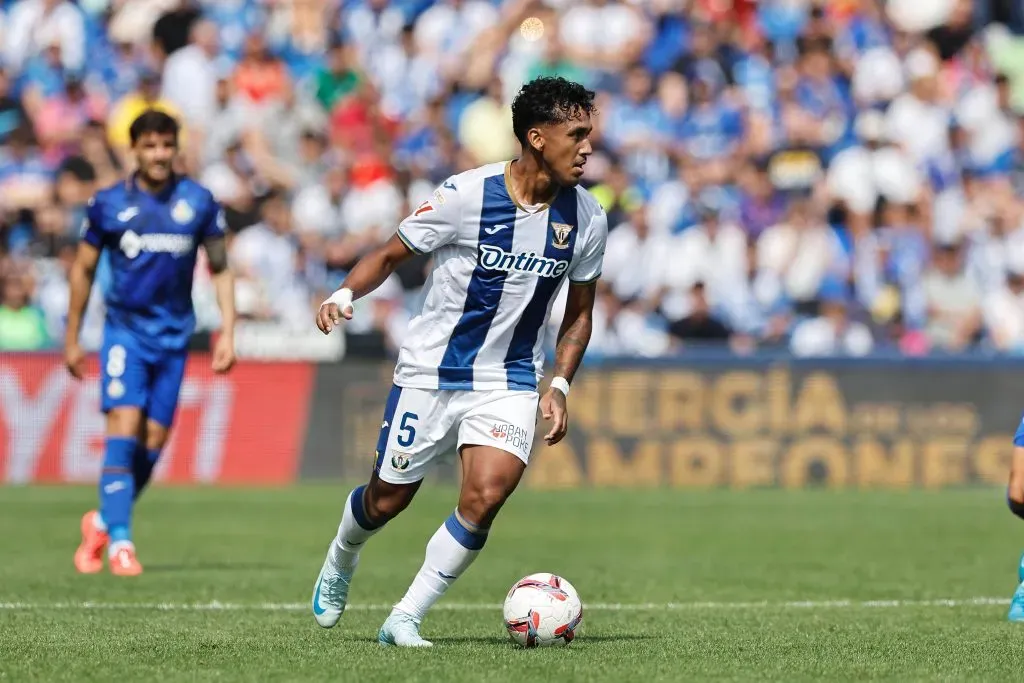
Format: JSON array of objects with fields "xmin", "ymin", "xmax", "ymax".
[{"xmin": 502, "ymin": 572, "xmax": 583, "ymax": 648}]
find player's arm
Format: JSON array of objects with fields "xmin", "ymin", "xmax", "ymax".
[
  {"xmin": 201, "ymin": 205, "xmax": 237, "ymax": 373},
  {"xmin": 541, "ymin": 210, "xmax": 608, "ymax": 446},
  {"xmin": 552, "ymin": 281, "xmax": 597, "ymax": 384},
  {"xmin": 65, "ymin": 201, "xmax": 105, "ymax": 379},
  {"xmin": 540, "ymin": 282, "xmax": 597, "ymax": 446},
  {"xmin": 316, "ymin": 234, "xmax": 418, "ymax": 333},
  {"xmin": 204, "ymin": 234, "xmax": 237, "ymax": 373},
  {"xmin": 317, "ymin": 182, "xmax": 459, "ymax": 334}
]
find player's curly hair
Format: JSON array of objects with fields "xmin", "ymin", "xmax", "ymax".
[{"xmin": 511, "ymin": 77, "xmax": 597, "ymax": 146}]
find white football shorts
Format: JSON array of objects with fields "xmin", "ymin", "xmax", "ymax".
[{"xmin": 372, "ymin": 384, "xmax": 539, "ymax": 484}]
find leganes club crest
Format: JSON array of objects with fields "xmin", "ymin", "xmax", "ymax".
[
  {"xmin": 551, "ymin": 222, "xmax": 573, "ymax": 249},
  {"xmin": 391, "ymin": 451, "xmax": 411, "ymax": 471}
]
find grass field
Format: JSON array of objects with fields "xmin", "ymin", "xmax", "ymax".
[{"xmin": 2, "ymin": 485, "xmax": 1024, "ymax": 682}]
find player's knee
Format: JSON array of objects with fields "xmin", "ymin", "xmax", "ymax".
[
  {"xmin": 144, "ymin": 421, "xmax": 170, "ymax": 451},
  {"xmin": 107, "ymin": 407, "xmax": 143, "ymax": 438},
  {"xmin": 458, "ymin": 484, "xmax": 510, "ymax": 528}
]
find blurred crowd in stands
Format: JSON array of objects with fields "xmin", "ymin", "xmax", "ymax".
[{"xmin": 3, "ymin": 0, "xmax": 1024, "ymax": 358}]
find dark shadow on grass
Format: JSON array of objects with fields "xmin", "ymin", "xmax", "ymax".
[{"xmin": 142, "ymin": 562, "xmax": 288, "ymax": 573}]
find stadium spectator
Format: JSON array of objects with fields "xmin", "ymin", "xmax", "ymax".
[
  {"xmin": 161, "ymin": 18, "xmax": 221, "ymax": 133},
  {"xmin": 107, "ymin": 70, "xmax": 182, "ymax": 163},
  {"xmin": 0, "ymin": 265, "xmax": 50, "ymax": 351},
  {"xmin": 790, "ymin": 281, "xmax": 874, "ymax": 357},
  {"xmin": 984, "ymin": 263, "xmax": 1024, "ymax": 353},
  {"xmin": 666, "ymin": 282, "xmax": 735, "ymax": 345},
  {"xmin": 3, "ymin": 0, "xmax": 85, "ymax": 75},
  {"xmin": 922, "ymin": 241, "xmax": 984, "ymax": 351},
  {"xmin": 4, "ymin": 0, "xmax": 1024, "ymax": 359}
]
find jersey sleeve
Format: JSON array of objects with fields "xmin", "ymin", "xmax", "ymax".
[
  {"xmin": 395, "ymin": 179, "xmax": 461, "ymax": 254},
  {"xmin": 568, "ymin": 209, "xmax": 608, "ymax": 284},
  {"xmin": 200, "ymin": 197, "xmax": 227, "ymax": 241},
  {"xmin": 80, "ymin": 196, "xmax": 105, "ymax": 249}
]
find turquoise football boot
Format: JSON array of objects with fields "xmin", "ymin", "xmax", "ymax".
[{"xmin": 1008, "ymin": 553, "xmax": 1024, "ymax": 622}]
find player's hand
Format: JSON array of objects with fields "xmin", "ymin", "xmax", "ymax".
[
  {"xmin": 540, "ymin": 387, "xmax": 568, "ymax": 446},
  {"xmin": 211, "ymin": 334, "xmax": 236, "ymax": 374},
  {"xmin": 65, "ymin": 342, "xmax": 86, "ymax": 380},
  {"xmin": 316, "ymin": 298, "xmax": 353, "ymax": 335}
]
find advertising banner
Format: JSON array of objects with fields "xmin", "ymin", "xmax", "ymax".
[
  {"xmin": 0, "ymin": 354, "xmax": 313, "ymax": 484},
  {"xmin": 302, "ymin": 359, "xmax": 1020, "ymax": 490}
]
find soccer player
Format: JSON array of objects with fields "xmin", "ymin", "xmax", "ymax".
[
  {"xmin": 66, "ymin": 110, "xmax": 237, "ymax": 576},
  {"xmin": 311, "ymin": 77, "xmax": 607, "ymax": 647},
  {"xmin": 1008, "ymin": 428, "xmax": 1024, "ymax": 619}
]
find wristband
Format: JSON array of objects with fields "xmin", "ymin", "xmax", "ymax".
[
  {"xmin": 323, "ymin": 287, "xmax": 353, "ymax": 311},
  {"xmin": 550, "ymin": 376, "xmax": 570, "ymax": 397}
]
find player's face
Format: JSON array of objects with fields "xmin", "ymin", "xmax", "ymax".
[
  {"xmin": 539, "ymin": 113, "xmax": 593, "ymax": 188},
  {"xmin": 133, "ymin": 132, "xmax": 178, "ymax": 185}
]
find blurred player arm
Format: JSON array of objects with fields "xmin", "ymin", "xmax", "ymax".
[
  {"xmin": 203, "ymin": 235, "xmax": 236, "ymax": 338},
  {"xmin": 66, "ymin": 240, "xmax": 100, "ymax": 341},
  {"xmin": 65, "ymin": 232, "xmax": 102, "ymax": 378},
  {"xmin": 201, "ymin": 202, "xmax": 237, "ymax": 372}
]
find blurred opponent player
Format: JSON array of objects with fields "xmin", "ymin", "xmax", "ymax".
[
  {"xmin": 311, "ymin": 77, "xmax": 607, "ymax": 646},
  {"xmin": 66, "ymin": 110, "xmax": 237, "ymax": 576}
]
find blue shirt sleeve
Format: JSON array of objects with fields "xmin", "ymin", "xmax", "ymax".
[
  {"xmin": 200, "ymin": 198, "xmax": 227, "ymax": 241},
  {"xmin": 81, "ymin": 196, "xmax": 105, "ymax": 249}
]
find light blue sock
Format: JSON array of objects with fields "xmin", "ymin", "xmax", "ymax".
[{"xmin": 100, "ymin": 437, "xmax": 136, "ymax": 543}]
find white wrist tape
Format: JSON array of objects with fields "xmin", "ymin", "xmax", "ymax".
[
  {"xmin": 323, "ymin": 288, "xmax": 353, "ymax": 311},
  {"xmin": 550, "ymin": 376, "xmax": 570, "ymax": 397}
]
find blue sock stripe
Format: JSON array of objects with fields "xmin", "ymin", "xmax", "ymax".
[
  {"xmin": 445, "ymin": 511, "xmax": 488, "ymax": 551},
  {"xmin": 349, "ymin": 485, "xmax": 386, "ymax": 531},
  {"xmin": 454, "ymin": 509, "xmax": 488, "ymax": 535}
]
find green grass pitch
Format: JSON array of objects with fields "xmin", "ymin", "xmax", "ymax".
[{"xmin": 2, "ymin": 485, "xmax": 1024, "ymax": 681}]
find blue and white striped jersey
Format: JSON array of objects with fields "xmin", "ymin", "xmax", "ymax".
[{"xmin": 393, "ymin": 161, "xmax": 607, "ymax": 392}]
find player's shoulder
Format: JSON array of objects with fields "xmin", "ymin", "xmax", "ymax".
[
  {"xmin": 571, "ymin": 184, "xmax": 604, "ymax": 218},
  {"xmin": 174, "ymin": 176, "xmax": 218, "ymax": 206},
  {"xmin": 443, "ymin": 162, "xmax": 508, "ymax": 194},
  {"xmin": 570, "ymin": 185, "xmax": 607, "ymax": 235},
  {"xmin": 422, "ymin": 162, "xmax": 506, "ymax": 213},
  {"xmin": 91, "ymin": 179, "xmax": 128, "ymax": 206}
]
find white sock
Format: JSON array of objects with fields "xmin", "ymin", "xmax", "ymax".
[
  {"xmin": 393, "ymin": 510, "xmax": 488, "ymax": 622},
  {"xmin": 94, "ymin": 512, "xmax": 107, "ymax": 532},
  {"xmin": 108, "ymin": 540, "xmax": 134, "ymax": 557},
  {"xmin": 329, "ymin": 485, "xmax": 386, "ymax": 569}
]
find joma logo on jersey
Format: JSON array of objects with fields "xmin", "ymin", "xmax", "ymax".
[
  {"xmin": 119, "ymin": 230, "xmax": 193, "ymax": 259},
  {"xmin": 479, "ymin": 245, "xmax": 568, "ymax": 278}
]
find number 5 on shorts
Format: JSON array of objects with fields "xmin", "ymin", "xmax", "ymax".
[{"xmin": 397, "ymin": 412, "xmax": 418, "ymax": 448}]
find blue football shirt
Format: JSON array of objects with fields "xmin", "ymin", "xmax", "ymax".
[{"xmin": 81, "ymin": 174, "xmax": 225, "ymax": 352}]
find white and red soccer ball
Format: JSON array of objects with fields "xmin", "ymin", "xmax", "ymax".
[{"xmin": 503, "ymin": 573, "xmax": 583, "ymax": 648}]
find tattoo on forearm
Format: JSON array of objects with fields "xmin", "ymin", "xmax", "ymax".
[
  {"xmin": 553, "ymin": 317, "xmax": 592, "ymax": 382},
  {"xmin": 204, "ymin": 237, "xmax": 229, "ymax": 273}
]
